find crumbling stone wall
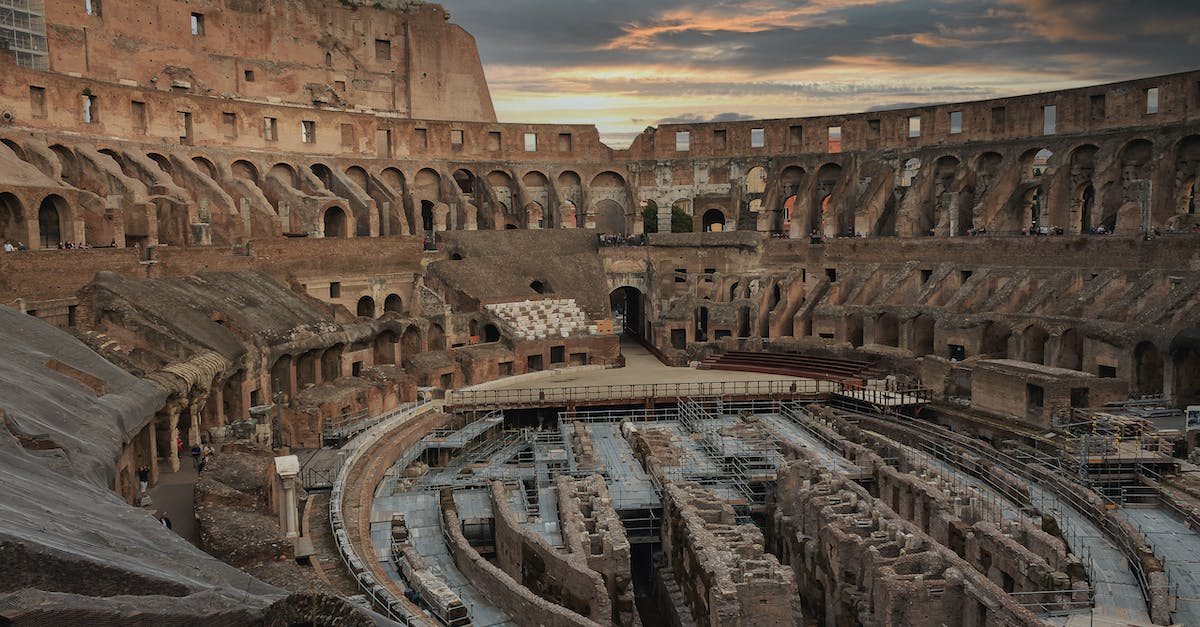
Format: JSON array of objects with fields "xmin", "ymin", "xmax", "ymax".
[
  {"xmin": 556, "ymin": 474, "xmax": 639, "ymax": 626},
  {"xmin": 489, "ymin": 481, "xmax": 612, "ymax": 623},
  {"xmin": 439, "ymin": 489, "xmax": 601, "ymax": 627},
  {"xmin": 660, "ymin": 482, "xmax": 800, "ymax": 626}
]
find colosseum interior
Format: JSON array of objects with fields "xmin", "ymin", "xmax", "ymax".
[{"xmin": 2, "ymin": 1, "xmax": 1200, "ymax": 625}]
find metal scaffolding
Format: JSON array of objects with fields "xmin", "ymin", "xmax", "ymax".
[{"xmin": 0, "ymin": 0, "xmax": 48, "ymax": 70}]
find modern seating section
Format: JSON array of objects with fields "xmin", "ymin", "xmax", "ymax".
[
  {"xmin": 697, "ymin": 351, "xmax": 886, "ymax": 382},
  {"xmin": 485, "ymin": 299, "xmax": 598, "ymax": 342}
]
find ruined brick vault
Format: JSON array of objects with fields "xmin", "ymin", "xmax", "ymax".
[{"xmin": 1, "ymin": 1, "xmax": 1199, "ymax": 626}]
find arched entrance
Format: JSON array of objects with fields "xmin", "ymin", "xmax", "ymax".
[
  {"xmin": 324, "ymin": 206, "xmax": 348, "ymax": 238},
  {"xmin": 38, "ymin": 195, "xmax": 66, "ymax": 248},
  {"xmin": 610, "ymin": 286, "xmax": 647, "ymax": 341},
  {"xmin": 913, "ymin": 315, "xmax": 935, "ymax": 356},
  {"xmin": 384, "ymin": 294, "xmax": 403, "ymax": 314},
  {"xmin": 428, "ymin": 324, "xmax": 446, "ymax": 351},
  {"xmin": 1133, "ymin": 341, "xmax": 1164, "ymax": 397},
  {"xmin": 594, "ymin": 200, "xmax": 625, "ymax": 234},
  {"xmin": 357, "ymin": 296, "xmax": 376, "ymax": 318},
  {"xmin": 1023, "ymin": 326, "xmax": 1049, "ymax": 365},
  {"xmin": 0, "ymin": 192, "xmax": 24, "ymax": 245},
  {"xmin": 875, "ymin": 313, "xmax": 900, "ymax": 347},
  {"xmin": 401, "ymin": 326, "xmax": 423, "ymax": 359},
  {"xmin": 702, "ymin": 208, "xmax": 726, "ymax": 232},
  {"xmin": 1059, "ymin": 329, "xmax": 1084, "ymax": 371},
  {"xmin": 374, "ymin": 331, "xmax": 398, "ymax": 365},
  {"xmin": 482, "ymin": 323, "xmax": 501, "ymax": 343}
]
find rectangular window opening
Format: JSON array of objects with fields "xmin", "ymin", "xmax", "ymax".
[
  {"xmin": 243, "ymin": 69, "xmax": 255, "ymax": 82},
  {"xmin": 222, "ymin": 112, "xmax": 236, "ymax": 139},
  {"xmin": 1090, "ymin": 94, "xmax": 1105, "ymax": 121},
  {"xmin": 991, "ymin": 106, "xmax": 1006, "ymax": 133},
  {"xmin": 523, "ymin": 132, "xmax": 537, "ymax": 152},
  {"xmin": 415, "ymin": 127, "xmax": 428, "ymax": 149},
  {"xmin": 178, "ymin": 111, "xmax": 193, "ymax": 144},
  {"xmin": 132, "ymin": 101, "xmax": 147, "ymax": 133},
  {"xmin": 867, "ymin": 119, "xmax": 881, "ymax": 139},
  {"xmin": 329, "ymin": 282, "xmax": 341, "ymax": 298},
  {"xmin": 375, "ymin": 128, "xmax": 392, "ymax": 157},
  {"xmin": 29, "ymin": 86, "xmax": 46, "ymax": 118},
  {"xmin": 675, "ymin": 130, "xmax": 690, "ymax": 152},
  {"xmin": 340, "ymin": 123, "xmax": 355, "ymax": 150},
  {"xmin": 908, "ymin": 115, "xmax": 921, "ymax": 138},
  {"xmin": 82, "ymin": 94, "xmax": 97, "ymax": 124},
  {"xmin": 751, "ymin": 127, "xmax": 765, "ymax": 148},
  {"xmin": 301, "ymin": 120, "xmax": 316, "ymax": 144},
  {"xmin": 828, "ymin": 126, "xmax": 842, "ymax": 153},
  {"xmin": 487, "ymin": 131, "xmax": 501, "ymax": 151},
  {"xmin": 1043, "ymin": 105, "xmax": 1057, "ymax": 135},
  {"xmin": 789, "ymin": 125, "xmax": 803, "ymax": 147},
  {"xmin": 949, "ymin": 111, "xmax": 963, "ymax": 135},
  {"xmin": 558, "ymin": 132, "xmax": 572, "ymax": 152},
  {"xmin": 825, "ymin": 268, "xmax": 837, "ymax": 283},
  {"xmin": 375, "ymin": 39, "xmax": 392, "ymax": 61},
  {"xmin": 190, "ymin": 13, "xmax": 204, "ymax": 37},
  {"xmin": 450, "ymin": 129, "xmax": 464, "ymax": 147},
  {"xmin": 263, "ymin": 117, "xmax": 278, "ymax": 142},
  {"xmin": 334, "ymin": 80, "xmax": 346, "ymax": 92},
  {"xmin": 1146, "ymin": 87, "xmax": 1159, "ymax": 114},
  {"xmin": 85, "ymin": 0, "xmax": 101, "ymax": 16},
  {"xmin": 714, "ymin": 129, "xmax": 727, "ymax": 150}
]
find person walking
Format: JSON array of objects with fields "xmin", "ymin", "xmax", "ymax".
[
  {"xmin": 136, "ymin": 465, "xmax": 151, "ymax": 497},
  {"xmin": 191, "ymin": 444, "xmax": 202, "ymax": 470}
]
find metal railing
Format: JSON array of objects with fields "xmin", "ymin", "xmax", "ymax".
[
  {"xmin": 329, "ymin": 400, "xmax": 437, "ymax": 626},
  {"xmin": 445, "ymin": 379, "xmax": 835, "ymax": 408}
]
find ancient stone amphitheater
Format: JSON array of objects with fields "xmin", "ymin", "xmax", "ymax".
[{"xmin": 1, "ymin": 1, "xmax": 1199, "ymax": 626}]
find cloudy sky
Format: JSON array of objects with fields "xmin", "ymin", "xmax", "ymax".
[{"xmin": 440, "ymin": 0, "xmax": 1200, "ymax": 147}]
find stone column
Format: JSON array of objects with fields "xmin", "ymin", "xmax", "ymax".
[
  {"xmin": 167, "ymin": 404, "xmax": 181, "ymax": 472},
  {"xmin": 275, "ymin": 455, "xmax": 301, "ymax": 538}
]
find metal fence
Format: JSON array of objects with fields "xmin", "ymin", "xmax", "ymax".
[{"xmin": 445, "ymin": 379, "xmax": 835, "ymax": 408}]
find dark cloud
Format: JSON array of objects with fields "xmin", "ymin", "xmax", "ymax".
[{"xmin": 657, "ymin": 112, "xmax": 755, "ymax": 124}]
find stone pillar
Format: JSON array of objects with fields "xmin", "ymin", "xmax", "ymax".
[
  {"xmin": 188, "ymin": 407, "xmax": 202, "ymax": 447},
  {"xmin": 167, "ymin": 404, "xmax": 181, "ymax": 472},
  {"xmin": 275, "ymin": 455, "xmax": 301, "ymax": 538}
]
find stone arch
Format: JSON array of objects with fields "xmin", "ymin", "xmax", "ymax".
[
  {"xmin": 321, "ymin": 345, "xmax": 344, "ymax": 382},
  {"xmin": 846, "ymin": 311, "xmax": 864, "ymax": 347},
  {"xmin": 270, "ymin": 354, "xmax": 296, "ymax": 399},
  {"xmin": 670, "ymin": 198, "xmax": 692, "ymax": 233},
  {"xmin": 1027, "ymin": 148, "xmax": 1053, "ymax": 179},
  {"xmin": 590, "ymin": 171, "xmax": 626, "ymax": 188},
  {"xmin": 912, "ymin": 314, "xmax": 936, "ymax": 356},
  {"xmin": 1023, "ymin": 325, "xmax": 1049, "ymax": 365},
  {"xmin": 1172, "ymin": 331, "xmax": 1200, "ymax": 405},
  {"xmin": 1058, "ymin": 328, "xmax": 1084, "ymax": 371},
  {"xmin": 147, "ymin": 153, "xmax": 173, "ymax": 174},
  {"xmin": 50, "ymin": 144, "xmax": 80, "ymax": 186},
  {"xmin": 345, "ymin": 165, "xmax": 369, "ymax": 191},
  {"xmin": 420, "ymin": 200, "xmax": 435, "ymax": 234},
  {"xmin": 428, "ymin": 324, "xmax": 446, "ymax": 352},
  {"xmin": 694, "ymin": 305, "xmax": 709, "ymax": 341},
  {"xmin": 981, "ymin": 322, "xmax": 1011, "ymax": 358},
  {"xmin": 38, "ymin": 194, "xmax": 68, "ymax": 248},
  {"xmin": 231, "ymin": 160, "xmax": 259, "ymax": 183},
  {"xmin": 310, "ymin": 163, "xmax": 334, "ymax": 190},
  {"xmin": 357, "ymin": 296, "xmax": 376, "ymax": 318},
  {"xmin": 482, "ymin": 323, "xmax": 501, "ymax": 343},
  {"xmin": 876, "ymin": 313, "xmax": 900, "ymax": 347},
  {"xmin": 522, "ymin": 170, "xmax": 549, "ymax": 188},
  {"xmin": 0, "ymin": 192, "xmax": 25, "ymax": 245},
  {"xmin": 594, "ymin": 199, "xmax": 625, "ymax": 234},
  {"xmin": 415, "ymin": 168, "xmax": 441, "ymax": 201},
  {"xmin": 384, "ymin": 294, "xmax": 403, "ymax": 314},
  {"xmin": 192, "ymin": 155, "xmax": 218, "ymax": 180},
  {"xmin": 374, "ymin": 331, "xmax": 398, "ymax": 365},
  {"xmin": 932, "ymin": 156, "xmax": 964, "ymax": 235},
  {"xmin": 610, "ymin": 286, "xmax": 648, "ymax": 340},
  {"xmin": 814, "ymin": 163, "xmax": 843, "ymax": 234},
  {"xmin": 401, "ymin": 325, "xmax": 423, "ymax": 357},
  {"xmin": 453, "ymin": 169, "xmax": 475, "ymax": 194},
  {"xmin": 380, "ymin": 167, "xmax": 406, "ymax": 194},
  {"xmin": 268, "ymin": 163, "xmax": 298, "ymax": 188},
  {"xmin": 522, "ymin": 202, "xmax": 543, "ymax": 228},
  {"xmin": 746, "ymin": 166, "xmax": 767, "ymax": 194},
  {"xmin": 702, "ymin": 208, "xmax": 726, "ymax": 232},
  {"xmin": 1, "ymin": 138, "xmax": 25, "ymax": 161},
  {"xmin": 900, "ymin": 158, "xmax": 921, "ymax": 187},
  {"xmin": 1133, "ymin": 341, "xmax": 1164, "ymax": 397},
  {"xmin": 1173, "ymin": 135, "xmax": 1200, "ymax": 218},
  {"xmin": 323, "ymin": 206, "xmax": 349, "ymax": 238}
]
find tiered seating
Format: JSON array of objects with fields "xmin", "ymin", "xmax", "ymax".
[
  {"xmin": 484, "ymin": 299, "xmax": 598, "ymax": 341},
  {"xmin": 697, "ymin": 351, "xmax": 885, "ymax": 382}
]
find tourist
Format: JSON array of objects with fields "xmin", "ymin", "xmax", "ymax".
[
  {"xmin": 191, "ymin": 444, "xmax": 202, "ymax": 470},
  {"xmin": 2, "ymin": 241, "xmax": 13, "ymax": 252},
  {"xmin": 158, "ymin": 512, "xmax": 172, "ymax": 529},
  {"xmin": 137, "ymin": 465, "xmax": 151, "ymax": 497}
]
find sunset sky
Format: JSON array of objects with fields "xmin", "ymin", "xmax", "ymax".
[{"xmin": 441, "ymin": 0, "xmax": 1200, "ymax": 147}]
